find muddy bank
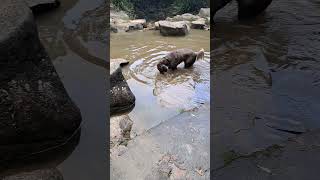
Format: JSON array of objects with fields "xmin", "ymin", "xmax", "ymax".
[{"xmin": 212, "ymin": 0, "xmax": 320, "ymax": 177}]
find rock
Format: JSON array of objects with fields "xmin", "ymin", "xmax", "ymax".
[
  {"xmin": 110, "ymin": 59, "xmax": 135, "ymax": 115},
  {"xmin": 111, "ymin": 18, "xmax": 147, "ymax": 32},
  {"xmin": 0, "ymin": 0, "xmax": 81, "ymax": 161},
  {"xmin": 158, "ymin": 21, "xmax": 190, "ymax": 36},
  {"xmin": 110, "ymin": 9, "xmax": 130, "ymax": 20},
  {"xmin": 26, "ymin": 0, "xmax": 60, "ymax": 13},
  {"xmin": 169, "ymin": 13, "xmax": 200, "ymax": 22},
  {"xmin": 130, "ymin": 19, "xmax": 147, "ymax": 28},
  {"xmin": 191, "ymin": 18, "xmax": 206, "ymax": 29},
  {"xmin": 198, "ymin": 8, "xmax": 210, "ymax": 18},
  {"xmin": 110, "ymin": 114, "xmax": 133, "ymax": 147},
  {"xmin": 206, "ymin": 17, "xmax": 210, "ymax": 25},
  {"xmin": 3, "ymin": 168, "xmax": 63, "ymax": 180}
]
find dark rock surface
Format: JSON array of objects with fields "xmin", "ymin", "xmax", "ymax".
[
  {"xmin": 26, "ymin": 0, "xmax": 60, "ymax": 14},
  {"xmin": 0, "ymin": 0, "xmax": 81, "ymax": 161},
  {"xmin": 3, "ymin": 168, "xmax": 63, "ymax": 180},
  {"xmin": 110, "ymin": 59, "xmax": 135, "ymax": 115},
  {"xmin": 212, "ymin": 130, "xmax": 320, "ymax": 180}
]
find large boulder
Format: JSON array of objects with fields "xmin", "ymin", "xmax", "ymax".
[
  {"xmin": 158, "ymin": 21, "xmax": 190, "ymax": 36},
  {"xmin": 198, "ymin": 8, "xmax": 210, "ymax": 18},
  {"xmin": 110, "ymin": 59, "xmax": 135, "ymax": 115},
  {"xmin": 0, "ymin": 0, "xmax": 81, "ymax": 160}
]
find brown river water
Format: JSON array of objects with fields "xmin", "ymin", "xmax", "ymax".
[
  {"xmin": 111, "ymin": 30, "xmax": 210, "ymax": 138},
  {"xmin": 213, "ymin": 0, "xmax": 320, "ymax": 170}
]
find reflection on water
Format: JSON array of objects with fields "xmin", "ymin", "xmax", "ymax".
[
  {"xmin": 5, "ymin": 0, "xmax": 109, "ymax": 179},
  {"xmin": 111, "ymin": 30, "xmax": 210, "ymax": 136},
  {"xmin": 213, "ymin": 0, "xmax": 320, "ymax": 169}
]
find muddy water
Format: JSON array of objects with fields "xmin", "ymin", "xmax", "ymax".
[
  {"xmin": 213, "ymin": 0, "xmax": 320, "ymax": 169},
  {"xmin": 111, "ymin": 30, "xmax": 210, "ymax": 137},
  {"xmin": 31, "ymin": 0, "xmax": 107, "ymax": 179}
]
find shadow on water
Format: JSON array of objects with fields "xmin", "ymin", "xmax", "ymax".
[
  {"xmin": 212, "ymin": 0, "xmax": 320, "ymax": 169},
  {"xmin": 0, "ymin": 0, "xmax": 108, "ymax": 179},
  {"xmin": 0, "ymin": 131, "xmax": 80, "ymax": 178}
]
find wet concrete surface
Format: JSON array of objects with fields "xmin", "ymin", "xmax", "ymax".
[{"xmin": 212, "ymin": 0, "xmax": 320, "ymax": 178}]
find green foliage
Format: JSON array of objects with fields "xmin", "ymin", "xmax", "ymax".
[
  {"xmin": 112, "ymin": 0, "xmax": 209, "ymax": 20},
  {"xmin": 111, "ymin": 0, "xmax": 134, "ymax": 16},
  {"xmin": 172, "ymin": 0, "xmax": 209, "ymax": 14}
]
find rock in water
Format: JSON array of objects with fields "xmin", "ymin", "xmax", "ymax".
[
  {"xmin": 158, "ymin": 21, "xmax": 190, "ymax": 36},
  {"xmin": 0, "ymin": 0, "xmax": 81, "ymax": 161},
  {"xmin": 191, "ymin": 18, "xmax": 207, "ymax": 29},
  {"xmin": 110, "ymin": 59, "xmax": 135, "ymax": 115}
]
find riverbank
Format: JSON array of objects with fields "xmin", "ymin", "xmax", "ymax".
[{"xmin": 110, "ymin": 5, "xmax": 210, "ymax": 34}]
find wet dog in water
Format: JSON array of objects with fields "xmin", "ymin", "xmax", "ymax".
[{"xmin": 157, "ymin": 49, "xmax": 205, "ymax": 74}]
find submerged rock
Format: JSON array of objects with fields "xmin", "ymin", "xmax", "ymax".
[
  {"xmin": 0, "ymin": 0, "xmax": 81, "ymax": 160},
  {"xmin": 158, "ymin": 21, "xmax": 190, "ymax": 36},
  {"xmin": 110, "ymin": 59, "xmax": 135, "ymax": 115}
]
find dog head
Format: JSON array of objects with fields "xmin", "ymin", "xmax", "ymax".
[{"xmin": 157, "ymin": 63, "xmax": 168, "ymax": 74}]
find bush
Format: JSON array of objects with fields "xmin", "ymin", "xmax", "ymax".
[
  {"xmin": 112, "ymin": 0, "xmax": 209, "ymax": 20},
  {"xmin": 172, "ymin": 0, "xmax": 209, "ymax": 14},
  {"xmin": 111, "ymin": 0, "xmax": 134, "ymax": 17}
]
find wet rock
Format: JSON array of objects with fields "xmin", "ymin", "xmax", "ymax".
[
  {"xmin": 110, "ymin": 59, "xmax": 135, "ymax": 115},
  {"xmin": 130, "ymin": 19, "xmax": 147, "ymax": 28},
  {"xmin": 158, "ymin": 21, "xmax": 190, "ymax": 36},
  {"xmin": 0, "ymin": 0, "xmax": 81, "ymax": 161},
  {"xmin": 191, "ymin": 18, "xmax": 207, "ymax": 29},
  {"xmin": 110, "ymin": 115, "xmax": 133, "ymax": 147},
  {"xmin": 111, "ymin": 18, "xmax": 147, "ymax": 32},
  {"xmin": 119, "ymin": 117, "xmax": 133, "ymax": 138},
  {"xmin": 198, "ymin": 8, "xmax": 210, "ymax": 18},
  {"xmin": 26, "ymin": 0, "xmax": 60, "ymax": 14},
  {"xmin": 3, "ymin": 168, "xmax": 63, "ymax": 180},
  {"xmin": 110, "ymin": 8, "xmax": 148, "ymax": 33}
]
